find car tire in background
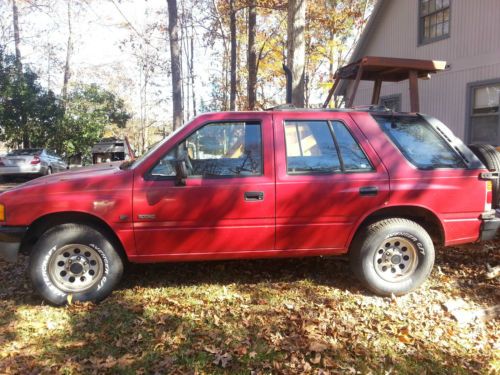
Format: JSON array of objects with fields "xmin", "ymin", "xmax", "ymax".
[
  {"xmin": 29, "ymin": 223, "xmax": 124, "ymax": 305},
  {"xmin": 468, "ymin": 144, "xmax": 500, "ymax": 209},
  {"xmin": 350, "ymin": 218, "xmax": 435, "ymax": 296}
]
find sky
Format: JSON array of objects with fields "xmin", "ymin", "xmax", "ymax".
[{"xmin": 0, "ymin": 0, "xmax": 213, "ymax": 130}]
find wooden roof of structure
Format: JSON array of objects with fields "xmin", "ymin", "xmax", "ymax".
[
  {"xmin": 335, "ymin": 56, "xmax": 447, "ymax": 82},
  {"xmin": 323, "ymin": 56, "xmax": 448, "ymax": 111}
]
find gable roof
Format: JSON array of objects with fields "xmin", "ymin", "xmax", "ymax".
[{"xmin": 336, "ymin": 0, "xmax": 389, "ymax": 96}]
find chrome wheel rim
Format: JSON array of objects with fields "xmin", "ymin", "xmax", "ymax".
[
  {"xmin": 48, "ymin": 244, "xmax": 104, "ymax": 293},
  {"xmin": 373, "ymin": 237, "xmax": 418, "ymax": 282}
]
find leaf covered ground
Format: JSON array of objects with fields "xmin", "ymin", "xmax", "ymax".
[{"xmin": 0, "ymin": 241, "xmax": 498, "ymax": 374}]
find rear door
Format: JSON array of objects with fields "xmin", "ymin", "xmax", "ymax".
[{"xmin": 273, "ymin": 112, "xmax": 390, "ymax": 252}]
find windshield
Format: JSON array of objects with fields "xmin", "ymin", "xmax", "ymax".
[
  {"xmin": 126, "ymin": 123, "xmax": 188, "ymax": 169},
  {"xmin": 7, "ymin": 148, "xmax": 43, "ymax": 156},
  {"xmin": 373, "ymin": 115, "xmax": 466, "ymax": 169}
]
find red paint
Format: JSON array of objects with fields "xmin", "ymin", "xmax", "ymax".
[{"xmin": 0, "ymin": 110, "xmax": 490, "ymax": 262}]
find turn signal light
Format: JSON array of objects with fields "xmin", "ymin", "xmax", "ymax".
[
  {"xmin": 0, "ymin": 204, "xmax": 5, "ymax": 221},
  {"xmin": 486, "ymin": 181, "xmax": 493, "ymax": 192}
]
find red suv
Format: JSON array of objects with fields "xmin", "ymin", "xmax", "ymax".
[{"xmin": 0, "ymin": 108, "xmax": 498, "ymax": 305}]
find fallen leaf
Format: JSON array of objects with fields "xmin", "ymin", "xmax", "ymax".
[
  {"xmin": 213, "ymin": 352, "xmax": 232, "ymax": 368},
  {"xmin": 310, "ymin": 352, "xmax": 321, "ymax": 364},
  {"xmin": 309, "ymin": 341, "xmax": 328, "ymax": 352}
]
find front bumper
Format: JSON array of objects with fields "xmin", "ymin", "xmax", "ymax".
[
  {"xmin": 480, "ymin": 210, "xmax": 500, "ymax": 241},
  {"xmin": 0, "ymin": 226, "xmax": 28, "ymax": 262}
]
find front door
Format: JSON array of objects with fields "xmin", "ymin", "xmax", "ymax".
[
  {"xmin": 273, "ymin": 112, "xmax": 390, "ymax": 252},
  {"xmin": 132, "ymin": 114, "xmax": 275, "ymax": 260}
]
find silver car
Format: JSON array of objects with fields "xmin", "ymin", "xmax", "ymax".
[{"xmin": 0, "ymin": 148, "xmax": 67, "ymax": 179}]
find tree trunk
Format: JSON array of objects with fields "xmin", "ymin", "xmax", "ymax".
[
  {"xmin": 286, "ymin": 0, "xmax": 306, "ymax": 108},
  {"xmin": 62, "ymin": 0, "xmax": 73, "ymax": 106},
  {"xmin": 229, "ymin": 0, "xmax": 237, "ymax": 111},
  {"xmin": 12, "ymin": 0, "xmax": 22, "ymax": 76},
  {"xmin": 167, "ymin": 0, "xmax": 183, "ymax": 130},
  {"xmin": 247, "ymin": 0, "xmax": 257, "ymax": 110},
  {"xmin": 190, "ymin": 25, "xmax": 197, "ymax": 117},
  {"xmin": 12, "ymin": 0, "xmax": 29, "ymax": 148}
]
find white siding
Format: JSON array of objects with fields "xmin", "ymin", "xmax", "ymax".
[{"xmin": 347, "ymin": 0, "xmax": 500, "ymax": 141}]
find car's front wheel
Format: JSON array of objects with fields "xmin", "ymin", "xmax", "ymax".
[
  {"xmin": 350, "ymin": 218, "xmax": 435, "ymax": 296},
  {"xmin": 29, "ymin": 223, "xmax": 123, "ymax": 305}
]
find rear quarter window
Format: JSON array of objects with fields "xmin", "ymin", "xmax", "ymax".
[{"xmin": 373, "ymin": 115, "xmax": 466, "ymax": 169}]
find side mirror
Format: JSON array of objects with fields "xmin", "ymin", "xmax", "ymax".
[{"xmin": 175, "ymin": 159, "xmax": 188, "ymax": 186}]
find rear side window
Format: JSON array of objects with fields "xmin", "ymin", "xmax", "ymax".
[
  {"xmin": 332, "ymin": 121, "xmax": 373, "ymax": 171},
  {"xmin": 284, "ymin": 121, "xmax": 341, "ymax": 174},
  {"xmin": 284, "ymin": 120, "xmax": 373, "ymax": 174},
  {"xmin": 374, "ymin": 115, "xmax": 466, "ymax": 169}
]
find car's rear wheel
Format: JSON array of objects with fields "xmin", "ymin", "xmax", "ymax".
[
  {"xmin": 350, "ymin": 218, "xmax": 434, "ymax": 296},
  {"xmin": 468, "ymin": 144, "xmax": 500, "ymax": 208},
  {"xmin": 46, "ymin": 167, "xmax": 53, "ymax": 176},
  {"xmin": 29, "ymin": 223, "xmax": 123, "ymax": 305}
]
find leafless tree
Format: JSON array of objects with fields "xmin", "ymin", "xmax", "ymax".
[
  {"xmin": 286, "ymin": 0, "xmax": 306, "ymax": 107},
  {"xmin": 167, "ymin": 0, "xmax": 183, "ymax": 130},
  {"xmin": 247, "ymin": 0, "xmax": 257, "ymax": 110}
]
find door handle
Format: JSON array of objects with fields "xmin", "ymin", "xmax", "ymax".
[
  {"xmin": 359, "ymin": 186, "xmax": 378, "ymax": 196},
  {"xmin": 244, "ymin": 191, "xmax": 264, "ymax": 201}
]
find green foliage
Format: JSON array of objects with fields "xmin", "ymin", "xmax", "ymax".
[
  {"xmin": 0, "ymin": 49, "xmax": 130, "ymax": 156},
  {"xmin": 0, "ymin": 50, "xmax": 62, "ymax": 149},
  {"xmin": 57, "ymin": 84, "xmax": 131, "ymax": 156}
]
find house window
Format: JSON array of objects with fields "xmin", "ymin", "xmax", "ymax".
[
  {"xmin": 380, "ymin": 94, "xmax": 402, "ymax": 112},
  {"xmin": 468, "ymin": 80, "xmax": 500, "ymax": 145},
  {"xmin": 419, "ymin": 0, "xmax": 450, "ymax": 45}
]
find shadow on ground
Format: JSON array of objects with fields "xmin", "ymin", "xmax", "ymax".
[{"xmin": 0, "ymin": 239, "xmax": 498, "ymax": 374}]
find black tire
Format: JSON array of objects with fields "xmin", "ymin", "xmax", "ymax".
[
  {"xmin": 350, "ymin": 218, "xmax": 435, "ymax": 296},
  {"xmin": 29, "ymin": 223, "xmax": 123, "ymax": 305},
  {"xmin": 468, "ymin": 144, "xmax": 500, "ymax": 208}
]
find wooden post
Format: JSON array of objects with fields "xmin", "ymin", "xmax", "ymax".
[
  {"xmin": 322, "ymin": 76, "xmax": 340, "ymax": 108},
  {"xmin": 409, "ymin": 70, "xmax": 419, "ymax": 112},
  {"xmin": 371, "ymin": 79, "xmax": 382, "ymax": 105},
  {"xmin": 347, "ymin": 64, "xmax": 364, "ymax": 108}
]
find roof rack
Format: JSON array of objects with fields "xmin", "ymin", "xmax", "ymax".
[
  {"xmin": 265, "ymin": 103, "xmax": 296, "ymax": 111},
  {"xmin": 263, "ymin": 104, "xmax": 399, "ymax": 114},
  {"xmin": 351, "ymin": 105, "xmax": 392, "ymax": 112}
]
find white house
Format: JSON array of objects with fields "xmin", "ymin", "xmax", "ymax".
[{"xmin": 336, "ymin": 0, "xmax": 500, "ymax": 145}]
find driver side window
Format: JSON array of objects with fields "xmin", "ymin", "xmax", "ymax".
[{"xmin": 150, "ymin": 122, "xmax": 263, "ymax": 178}]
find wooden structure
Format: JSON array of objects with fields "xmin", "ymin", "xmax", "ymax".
[{"xmin": 323, "ymin": 56, "xmax": 447, "ymax": 112}]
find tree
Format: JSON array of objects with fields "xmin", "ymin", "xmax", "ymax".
[
  {"xmin": 247, "ymin": 0, "xmax": 257, "ymax": 110},
  {"xmin": 287, "ymin": 0, "xmax": 306, "ymax": 107},
  {"xmin": 61, "ymin": 0, "xmax": 73, "ymax": 106},
  {"xmin": 0, "ymin": 49, "xmax": 62, "ymax": 150},
  {"xmin": 228, "ymin": 0, "xmax": 237, "ymax": 111},
  {"xmin": 11, "ymin": 0, "xmax": 22, "ymax": 76},
  {"xmin": 57, "ymin": 84, "xmax": 131, "ymax": 156},
  {"xmin": 167, "ymin": 0, "xmax": 183, "ymax": 130}
]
